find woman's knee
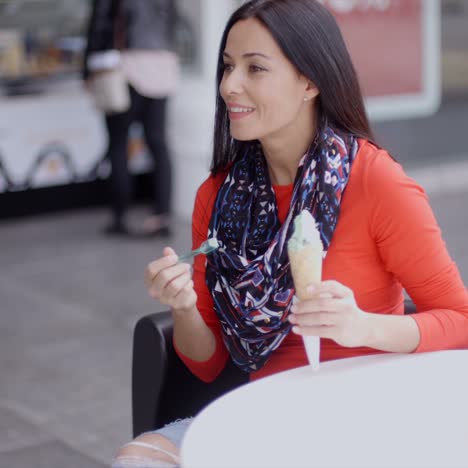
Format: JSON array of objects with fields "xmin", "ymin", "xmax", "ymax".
[{"xmin": 112, "ymin": 433, "xmax": 180, "ymax": 468}]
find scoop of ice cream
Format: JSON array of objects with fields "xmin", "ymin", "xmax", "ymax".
[{"xmin": 288, "ymin": 210, "xmax": 323, "ymax": 253}]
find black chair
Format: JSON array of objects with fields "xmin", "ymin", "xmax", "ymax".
[
  {"xmin": 132, "ymin": 300, "xmax": 417, "ymax": 437},
  {"xmin": 132, "ymin": 311, "xmax": 248, "ymax": 437}
]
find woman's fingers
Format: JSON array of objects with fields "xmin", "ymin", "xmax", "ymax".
[
  {"xmin": 162, "ymin": 269, "xmax": 192, "ymax": 299},
  {"xmin": 305, "ymin": 280, "xmax": 353, "ymax": 299},
  {"xmin": 163, "ymin": 246, "xmax": 176, "ymax": 257},
  {"xmin": 148, "ymin": 262, "xmax": 190, "ymax": 299},
  {"xmin": 161, "ymin": 273, "xmax": 197, "ymax": 310},
  {"xmin": 145, "ymin": 253, "xmax": 178, "ymax": 285},
  {"xmin": 294, "ymin": 297, "xmax": 343, "ymax": 314},
  {"xmin": 289, "ymin": 310, "xmax": 337, "ymax": 327},
  {"xmin": 291, "ymin": 325, "xmax": 335, "ymax": 339},
  {"xmin": 173, "ymin": 279, "xmax": 196, "ymax": 310},
  {"xmin": 144, "ymin": 247, "xmax": 197, "ymax": 310},
  {"xmin": 289, "ymin": 281, "xmax": 369, "ymax": 347}
]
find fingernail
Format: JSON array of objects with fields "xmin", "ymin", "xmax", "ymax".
[
  {"xmin": 290, "ymin": 305, "xmax": 297, "ymax": 313},
  {"xmin": 288, "ymin": 314, "xmax": 296, "ymax": 324},
  {"xmin": 292, "ymin": 326, "xmax": 301, "ymax": 335}
]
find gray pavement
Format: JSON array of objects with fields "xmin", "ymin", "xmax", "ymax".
[
  {"xmin": 0, "ymin": 209, "xmax": 192, "ymax": 467},
  {"xmin": 1, "ymin": 178, "xmax": 468, "ymax": 468}
]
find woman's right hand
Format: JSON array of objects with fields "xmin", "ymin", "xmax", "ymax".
[{"xmin": 145, "ymin": 247, "xmax": 197, "ymax": 312}]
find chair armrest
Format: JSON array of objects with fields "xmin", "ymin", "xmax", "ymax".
[{"xmin": 132, "ymin": 311, "xmax": 172, "ymax": 438}]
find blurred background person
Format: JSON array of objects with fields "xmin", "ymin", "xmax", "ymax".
[{"xmin": 83, "ymin": 0, "xmax": 181, "ymax": 237}]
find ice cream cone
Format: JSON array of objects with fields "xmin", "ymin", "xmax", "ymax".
[
  {"xmin": 288, "ymin": 245, "xmax": 323, "ymax": 300},
  {"xmin": 288, "ymin": 210, "xmax": 324, "ymax": 371}
]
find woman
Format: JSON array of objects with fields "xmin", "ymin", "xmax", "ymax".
[
  {"xmin": 113, "ymin": 1, "xmax": 468, "ymax": 466},
  {"xmin": 84, "ymin": 0, "xmax": 180, "ymax": 236}
]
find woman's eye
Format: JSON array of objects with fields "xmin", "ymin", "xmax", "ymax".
[
  {"xmin": 251, "ymin": 64, "xmax": 266, "ymax": 73},
  {"xmin": 223, "ymin": 63, "xmax": 234, "ymax": 72}
]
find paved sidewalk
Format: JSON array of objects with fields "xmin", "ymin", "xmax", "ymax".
[
  {"xmin": 0, "ymin": 209, "xmax": 192, "ymax": 467},
  {"xmin": 1, "ymin": 172, "xmax": 467, "ymax": 467}
]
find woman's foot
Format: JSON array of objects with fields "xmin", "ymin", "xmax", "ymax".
[{"xmin": 112, "ymin": 433, "xmax": 180, "ymax": 467}]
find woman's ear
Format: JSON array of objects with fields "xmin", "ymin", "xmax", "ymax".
[{"xmin": 305, "ymin": 81, "xmax": 320, "ymax": 101}]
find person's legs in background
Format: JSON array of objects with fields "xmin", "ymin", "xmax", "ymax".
[
  {"xmin": 140, "ymin": 96, "xmax": 172, "ymax": 236},
  {"xmin": 103, "ymin": 88, "xmax": 141, "ymax": 234}
]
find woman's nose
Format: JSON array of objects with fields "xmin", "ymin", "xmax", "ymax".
[{"xmin": 221, "ymin": 68, "xmax": 244, "ymax": 96}]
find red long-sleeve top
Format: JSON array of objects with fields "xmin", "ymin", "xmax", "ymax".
[{"xmin": 175, "ymin": 140, "xmax": 468, "ymax": 382}]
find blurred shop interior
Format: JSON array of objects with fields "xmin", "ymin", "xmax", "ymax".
[{"xmin": 0, "ymin": 0, "xmax": 467, "ymax": 220}]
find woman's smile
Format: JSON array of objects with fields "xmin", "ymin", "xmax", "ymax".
[{"xmin": 227, "ymin": 103, "xmax": 256, "ymax": 120}]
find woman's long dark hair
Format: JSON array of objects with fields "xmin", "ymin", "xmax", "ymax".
[{"xmin": 211, "ymin": 0, "xmax": 375, "ymax": 174}]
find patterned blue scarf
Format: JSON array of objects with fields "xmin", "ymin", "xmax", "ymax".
[{"xmin": 206, "ymin": 128, "xmax": 359, "ymax": 372}]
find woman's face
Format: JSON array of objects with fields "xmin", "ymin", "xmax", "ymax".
[{"xmin": 220, "ymin": 18, "xmax": 317, "ymax": 143}]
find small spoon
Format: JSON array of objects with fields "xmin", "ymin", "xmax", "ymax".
[{"xmin": 178, "ymin": 238, "xmax": 219, "ymax": 263}]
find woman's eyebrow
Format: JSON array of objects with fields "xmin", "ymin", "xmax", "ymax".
[{"xmin": 223, "ymin": 51, "xmax": 272, "ymax": 60}]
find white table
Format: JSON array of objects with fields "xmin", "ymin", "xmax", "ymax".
[{"xmin": 181, "ymin": 351, "xmax": 468, "ymax": 468}]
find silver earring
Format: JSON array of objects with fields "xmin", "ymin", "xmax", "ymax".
[{"xmin": 303, "ymin": 97, "xmax": 308, "ymax": 102}]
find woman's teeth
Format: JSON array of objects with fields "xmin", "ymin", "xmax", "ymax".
[{"xmin": 230, "ymin": 107, "xmax": 254, "ymax": 113}]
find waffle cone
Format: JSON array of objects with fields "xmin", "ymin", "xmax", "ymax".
[{"xmin": 288, "ymin": 245, "xmax": 323, "ymax": 300}]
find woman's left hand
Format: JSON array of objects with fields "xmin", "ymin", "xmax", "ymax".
[{"xmin": 288, "ymin": 280, "xmax": 371, "ymax": 348}]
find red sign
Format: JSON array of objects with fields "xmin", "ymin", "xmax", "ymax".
[{"xmin": 320, "ymin": 0, "xmax": 440, "ymax": 119}]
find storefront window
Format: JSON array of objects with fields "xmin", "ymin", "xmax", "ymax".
[
  {"xmin": 0, "ymin": 0, "xmax": 200, "ymax": 96},
  {"xmin": 0, "ymin": 0, "xmax": 90, "ymax": 96}
]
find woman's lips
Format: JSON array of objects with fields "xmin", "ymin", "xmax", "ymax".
[{"xmin": 227, "ymin": 105, "xmax": 255, "ymax": 120}]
